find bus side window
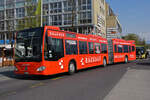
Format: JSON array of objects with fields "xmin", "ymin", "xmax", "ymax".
[
  {"xmin": 65, "ymin": 40, "xmax": 78, "ymax": 55},
  {"xmin": 132, "ymin": 46, "xmax": 135, "ymax": 52},
  {"xmin": 79, "ymin": 41, "xmax": 88, "ymax": 54},
  {"xmin": 129, "ymin": 46, "xmax": 131, "ymax": 52},
  {"xmin": 95, "ymin": 43, "xmax": 101, "ymax": 54},
  {"xmin": 88, "ymin": 42, "xmax": 94, "ymax": 54},
  {"xmin": 123, "ymin": 45, "xmax": 128, "ymax": 53},
  {"xmin": 118, "ymin": 45, "xmax": 123, "ymax": 53},
  {"xmin": 101, "ymin": 43, "xmax": 107, "ymax": 54}
]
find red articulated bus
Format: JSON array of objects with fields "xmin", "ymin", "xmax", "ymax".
[
  {"xmin": 107, "ymin": 39, "xmax": 136, "ymax": 64},
  {"xmin": 14, "ymin": 26, "xmax": 136, "ymax": 75},
  {"xmin": 14, "ymin": 26, "xmax": 109, "ymax": 75}
]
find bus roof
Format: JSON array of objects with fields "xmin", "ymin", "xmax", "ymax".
[
  {"xmin": 112, "ymin": 38, "xmax": 135, "ymax": 45},
  {"xmin": 45, "ymin": 26, "xmax": 60, "ymax": 30},
  {"xmin": 46, "ymin": 26, "xmax": 107, "ymax": 43}
]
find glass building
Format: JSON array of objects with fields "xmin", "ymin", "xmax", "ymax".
[{"xmin": 0, "ymin": 0, "xmax": 106, "ymax": 45}]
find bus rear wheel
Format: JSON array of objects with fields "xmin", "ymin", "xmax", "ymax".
[
  {"xmin": 103, "ymin": 58, "xmax": 107, "ymax": 67},
  {"xmin": 68, "ymin": 62, "xmax": 76, "ymax": 75}
]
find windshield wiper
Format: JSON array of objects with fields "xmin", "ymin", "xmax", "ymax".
[{"xmin": 15, "ymin": 48, "xmax": 26, "ymax": 58}]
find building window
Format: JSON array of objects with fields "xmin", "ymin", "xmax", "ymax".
[
  {"xmin": 63, "ymin": 1, "xmax": 76, "ymax": 12},
  {"xmin": 16, "ymin": 8, "xmax": 25, "ymax": 18},
  {"xmin": 43, "ymin": 16, "xmax": 49, "ymax": 26},
  {"xmin": 0, "ymin": 11, "xmax": 4, "ymax": 19},
  {"xmin": 6, "ymin": 20, "xmax": 14, "ymax": 30},
  {"xmin": 78, "ymin": 0, "xmax": 92, "ymax": 10},
  {"xmin": 0, "ymin": 0, "xmax": 4, "ymax": 6},
  {"xmin": 16, "ymin": 0, "xmax": 24, "ymax": 2},
  {"xmin": 79, "ymin": 11, "xmax": 92, "ymax": 24},
  {"xmin": 6, "ymin": 9, "xmax": 14, "ymax": 19},
  {"xmin": 6, "ymin": 0, "xmax": 14, "ymax": 8},
  {"xmin": 50, "ymin": 2, "xmax": 62, "ymax": 13},
  {"xmin": 43, "ymin": 4, "xmax": 49, "ymax": 15},
  {"xmin": 64, "ymin": 14, "xmax": 73, "ymax": 25},
  {"xmin": 0, "ymin": 21, "xmax": 4, "ymax": 30},
  {"xmin": 51, "ymin": 15, "xmax": 62, "ymax": 25},
  {"xmin": 16, "ymin": 0, "xmax": 25, "ymax": 7},
  {"xmin": 16, "ymin": 19, "xmax": 25, "ymax": 29},
  {"xmin": 0, "ymin": 0, "xmax": 4, "ymax": 10}
]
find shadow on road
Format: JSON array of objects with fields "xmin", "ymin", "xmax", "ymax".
[
  {"xmin": 0, "ymin": 62, "xmax": 129, "ymax": 81},
  {"xmin": 136, "ymin": 58, "xmax": 150, "ymax": 66},
  {"xmin": 137, "ymin": 62, "xmax": 150, "ymax": 66},
  {"xmin": 130, "ymin": 59, "xmax": 150, "ymax": 70},
  {"xmin": 0, "ymin": 70, "xmax": 68, "ymax": 81},
  {"xmin": 0, "ymin": 67, "xmax": 105, "ymax": 81},
  {"xmin": 0, "ymin": 65, "xmax": 106, "ymax": 81}
]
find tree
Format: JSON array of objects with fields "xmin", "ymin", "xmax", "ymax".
[
  {"xmin": 122, "ymin": 33, "xmax": 140, "ymax": 44},
  {"xmin": 35, "ymin": 0, "xmax": 42, "ymax": 27},
  {"xmin": 123, "ymin": 33, "xmax": 147, "ymax": 46},
  {"xmin": 16, "ymin": 0, "xmax": 41, "ymax": 31}
]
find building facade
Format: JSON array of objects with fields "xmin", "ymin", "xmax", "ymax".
[
  {"xmin": 0, "ymin": 0, "xmax": 107, "ymax": 46},
  {"xmin": 105, "ymin": 3, "xmax": 122, "ymax": 39}
]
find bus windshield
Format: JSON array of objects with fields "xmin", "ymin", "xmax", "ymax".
[{"xmin": 15, "ymin": 27, "xmax": 44, "ymax": 62}]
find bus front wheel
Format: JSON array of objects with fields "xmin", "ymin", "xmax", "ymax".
[
  {"xmin": 68, "ymin": 62, "xmax": 76, "ymax": 75},
  {"xmin": 125, "ymin": 56, "xmax": 128, "ymax": 63}
]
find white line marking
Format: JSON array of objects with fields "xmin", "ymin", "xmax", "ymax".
[{"xmin": 0, "ymin": 76, "xmax": 12, "ymax": 82}]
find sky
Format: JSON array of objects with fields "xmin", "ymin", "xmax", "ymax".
[{"xmin": 106, "ymin": 0, "xmax": 150, "ymax": 43}]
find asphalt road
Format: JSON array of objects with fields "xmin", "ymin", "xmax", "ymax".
[{"xmin": 0, "ymin": 59, "xmax": 149, "ymax": 100}]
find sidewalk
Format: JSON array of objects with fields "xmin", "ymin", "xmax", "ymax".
[
  {"xmin": 0, "ymin": 66, "xmax": 14, "ymax": 73},
  {"xmin": 104, "ymin": 67, "xmax": 150, "ymax": 100}
]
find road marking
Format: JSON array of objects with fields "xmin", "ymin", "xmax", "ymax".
[
  {"xmin": 0, "ymin": 91, "xmax": 16, "ymax": 97},
  {"xmin": 5, "ymin": 91, "xmax": 16, "ymax": 96},
  {"xmin": 30, "ymin": 77, "xmax": 63, "ymax": 88},
  {"xmin": 52, "ymin": 77, "xmax": 62, "ymax": 80},
  {"xmin": 127, "ymin": 67, "xmax": 131, "ymax": 70},
  {"xmin": 30, "ymin": 82, "xmax": 44, "ymax": 88},
  {"xmin": 0, "ymin": 76, "xmax": 12, "ymax": 82}
]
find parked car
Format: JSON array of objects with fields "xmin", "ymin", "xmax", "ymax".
[{"xmin": 136, "ymin": 46, "xmax": 148, "ymax": 59}]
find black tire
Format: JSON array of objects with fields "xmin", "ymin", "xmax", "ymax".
[
  {"xmin": 125, "ymin": 56, "xmax": 128, "ymax": 63},
  {"xmin": 68, "ymin": 61, "xmax": 76, "ymax": 75},
  {"xmin": 103, "ymin": 58, "xmax": 107, "ymax": 67}
]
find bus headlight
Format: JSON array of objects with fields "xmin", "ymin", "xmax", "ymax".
[{"xmin": 37, "ymin": 66, "xmax": 46, "ymax": 72}]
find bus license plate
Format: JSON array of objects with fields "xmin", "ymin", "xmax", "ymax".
[{"xmin": 24, "ymin": 72, "xmax": 29, "ymax": 74}]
